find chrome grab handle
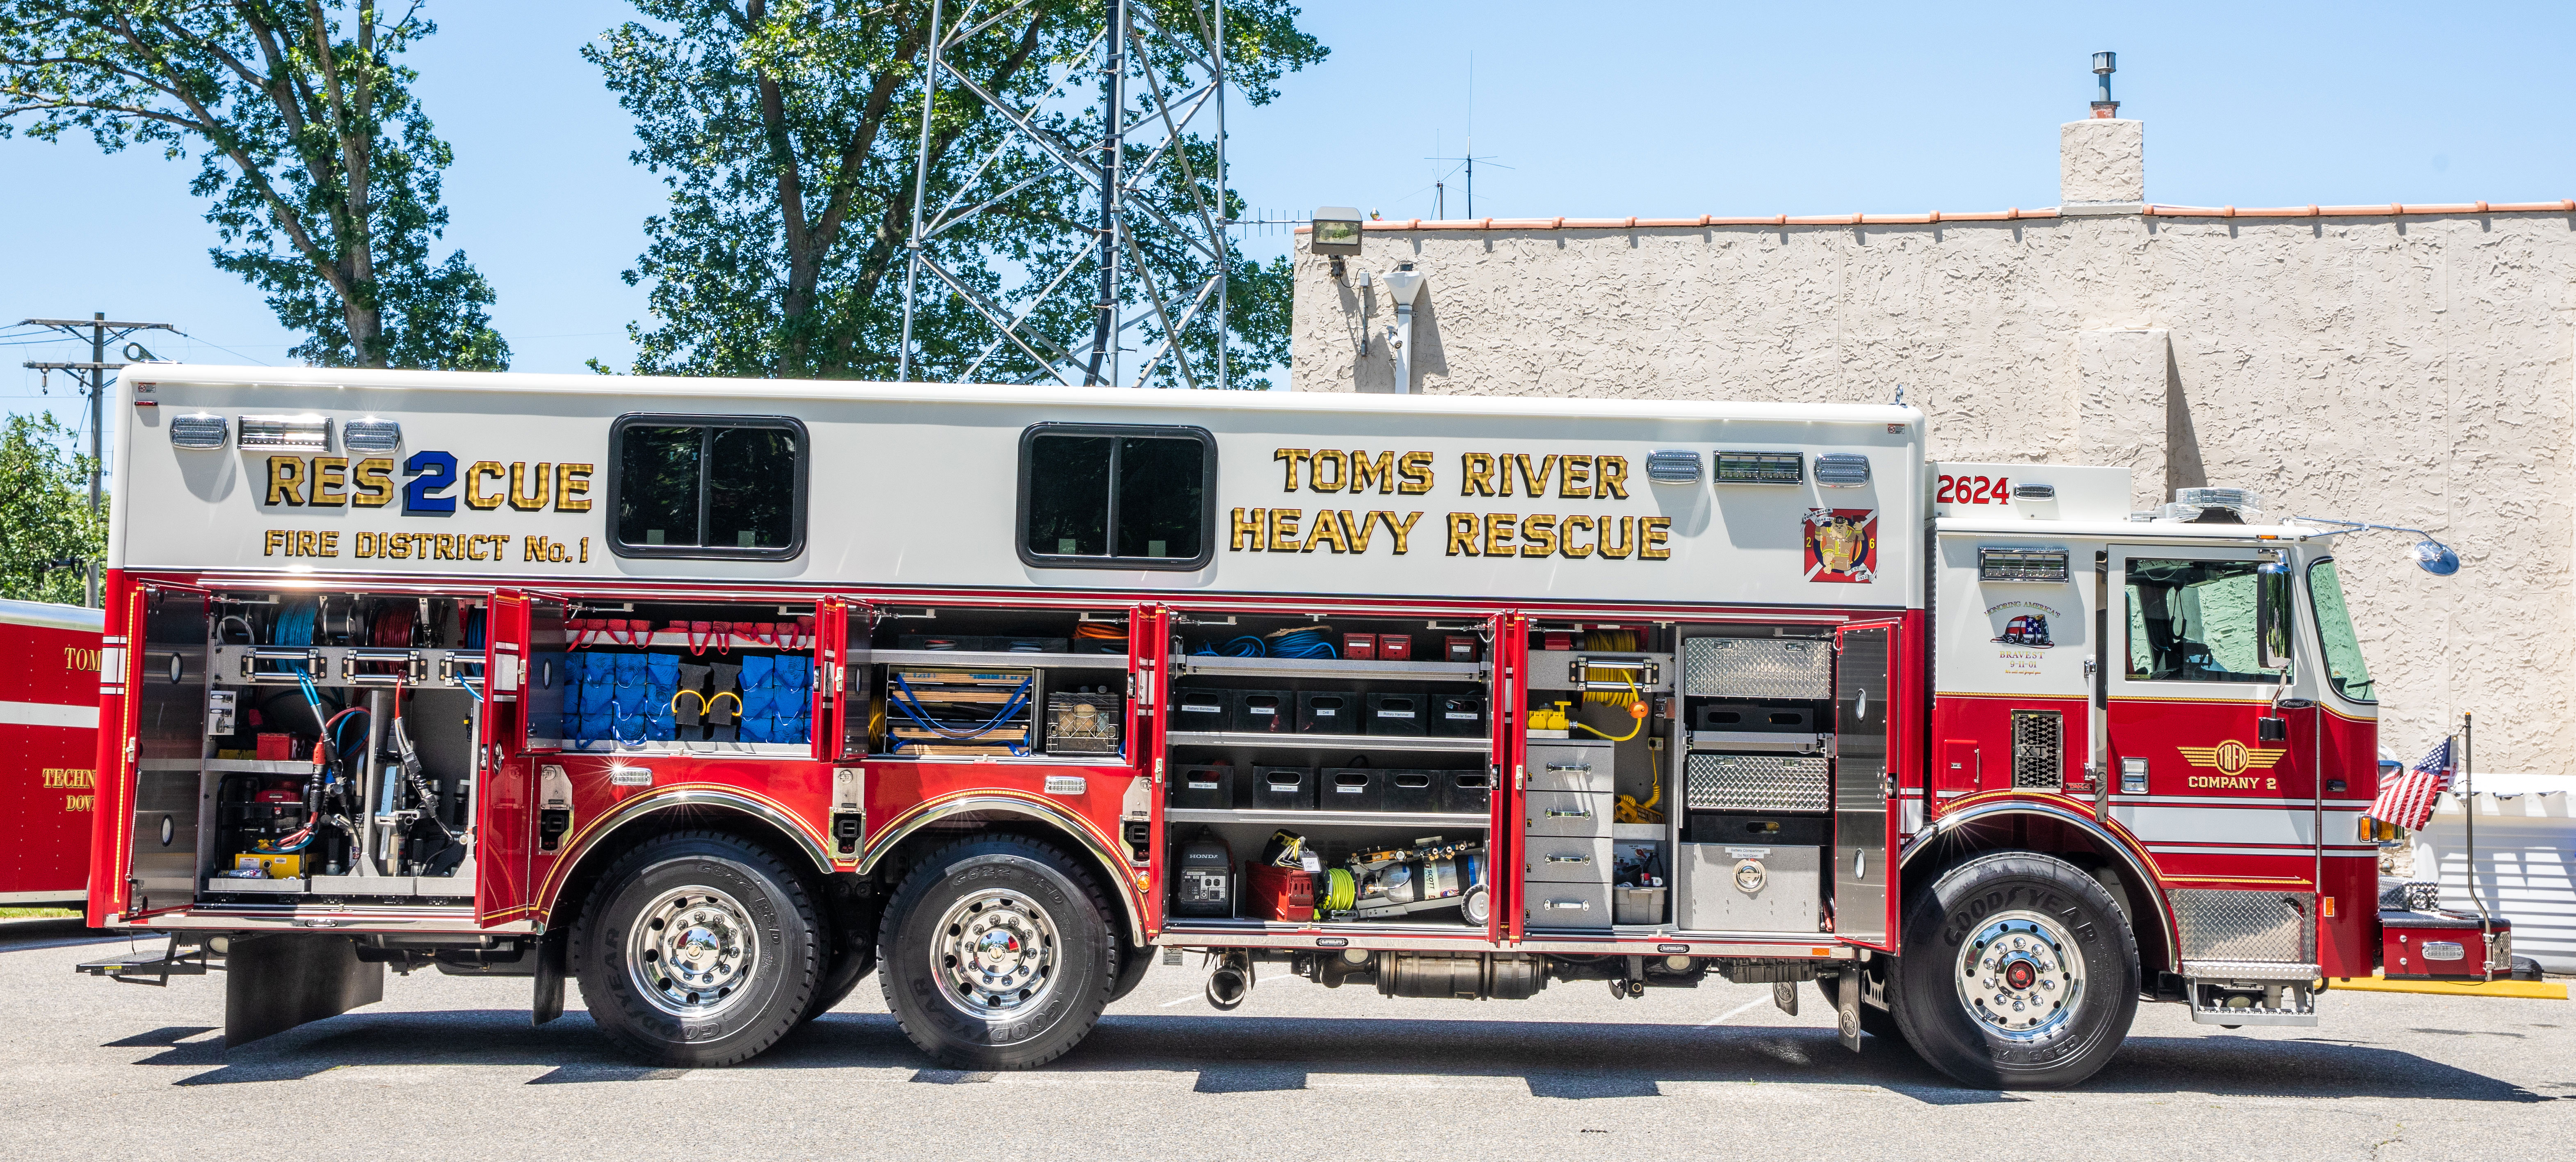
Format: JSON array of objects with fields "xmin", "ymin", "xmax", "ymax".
[
  {"xmin": 1545, "ymin": 899, "xmax": 1592, "ymax": 910},
  {"xmin": 1545, "ymin": 762, "xmax": 1592, "ymax": 773},
  {"xmin": 1543, "ymin": 853, "xmax": 1592, "ymax": 864},
  {"xmin": 1544, "ymin": 807, "xmax": 1593, "ymax": 819}
]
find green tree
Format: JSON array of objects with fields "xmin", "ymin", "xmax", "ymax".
[
  {"xmin": 0, "ymin": 1, "xmax": 508, "ymax": 370},
  {"xmin": 0, "ymin": 414, "xmax": 107, "ymax": 606},
  {"xmin": 587, "ymin": 0, "xmax": 1319, "ymax": 386}
]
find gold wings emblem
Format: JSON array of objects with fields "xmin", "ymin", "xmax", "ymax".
[{"xmin": 2176, "ymin": 741, "xmax": 2288, "ymax": 777}]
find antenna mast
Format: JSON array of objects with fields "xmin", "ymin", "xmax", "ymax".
[{"xmin": 898, "ymin": 0, "xmax": 1239, "ymax": 390}]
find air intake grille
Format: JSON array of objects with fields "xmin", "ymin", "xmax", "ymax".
[{"xmin": 2010, "ymin": 710, "xmax": 2063, "ymax": 789}]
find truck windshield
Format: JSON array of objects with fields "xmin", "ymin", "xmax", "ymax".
[
  {"xmin": 2125, "ymin": 558, "xmax": 2284, "ymax": 683},
  {"xmin": 2307, "ymin": 558, "xmax": 2376, "ymax": 702}
]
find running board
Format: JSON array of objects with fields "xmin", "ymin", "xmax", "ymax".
[{"xmin": 2184, "ymin": 964, "xmax": 2319, "ymax": 1026}]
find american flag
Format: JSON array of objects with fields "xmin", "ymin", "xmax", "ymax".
[{"xmin": 2369, "ymin": 737, "xmax": 2455, "ymax": 831}]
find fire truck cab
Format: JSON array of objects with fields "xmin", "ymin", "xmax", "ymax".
[{"xmin": 80, "ymin": 366, "xmax": 2496, "ymax": 1088}]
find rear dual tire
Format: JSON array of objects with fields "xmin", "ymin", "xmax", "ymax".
[{"xmin": 878, "ymin": 835, "xmax": 1117, "ymax": 1069}]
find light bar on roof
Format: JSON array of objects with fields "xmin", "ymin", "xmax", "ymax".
[
  {"xmin": 1713, "ymin": 451, "xmax": 1802, "ymax": 485},
  {"xmin": 237, "ymin": 414, "xmax": 332, "ymax": 450}
]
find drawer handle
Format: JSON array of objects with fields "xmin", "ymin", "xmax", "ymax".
[
  {"xmin": 1543, "ymin": 854, "xmax": 1592, "ymax": 864},
  {"xmin": 1544, "ymin": 807, "xmax": 1593, "ymax": 819},
  {"xmin": 1545, "ymin": 899, "xmax": 1592, "ymax": 911},
  {"xmin": 1545, "ymin": 762, "xmax": 1593, "ymax": 774}
]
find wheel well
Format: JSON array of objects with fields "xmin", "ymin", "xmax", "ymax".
[
  {"xmin": 1902, "ymin": 810, "xmax": 2175, "ymax": 980},
  {"xmin": 863, "ymin": 817, "xmax": 1145, "ymax": 951},
  {"xmin": 546, "ymin": 803, "xmax": 831, "ymax": 938}
]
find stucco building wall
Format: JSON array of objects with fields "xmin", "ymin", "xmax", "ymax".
[{"xmin": 1289, "ymin": 122, "xmax": 2576, "ymax": 773}]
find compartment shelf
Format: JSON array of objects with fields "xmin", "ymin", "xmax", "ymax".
[
  {"xmin": 1169, "ymin": 655, "xmax": 1487, "ymax": 682},
  {"xmin": 1165, "ymin": 807, "xmax": 1488, "ymax": 828},
  {"xmin": 142, "ymin": 758, "xmax": 319, "ymax": 775},
  {"xmin": 874, "ymin": 649, "xmax": 1127, "ymax": 669},
  {"xmin": 1165, "ymin": 731, "xmax": 1490, "ymax": 753}
]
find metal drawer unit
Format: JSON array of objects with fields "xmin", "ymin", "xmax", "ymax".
[
  {"xmin": 1526, "ymin": 741, "xmax": 1615, "ymax": 792},
  {"xmin": 1523, "ymin": 880, "xmax": 1612, "ymax": 929},
  {"xmin": 1677, "ymin": 842, "xmax": 1821, "ymax": 933},
  {"xmin": 1525, "ymin": 789, "xmax": 1613, "ymax": 837},
  {"xmin": 1685, "ymin": 753, "xmax": 1832, "ymax": 814},
  {"xmin": 1524, "ymin": 835, "xmax": 1615, "ymax": 881}
]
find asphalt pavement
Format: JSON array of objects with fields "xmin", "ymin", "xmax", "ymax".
[{"xmin": 7, "ymin": 918, "xmax": 2569, "ymax": 1160}]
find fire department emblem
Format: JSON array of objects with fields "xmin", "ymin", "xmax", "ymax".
[
  {"xmin": 1803, "ymin": 508, "xmax": 1878, "ymax": 583},
  {"xmin": 2178, "ymin": 740, "xmax": 2288, "ymax": 777}
]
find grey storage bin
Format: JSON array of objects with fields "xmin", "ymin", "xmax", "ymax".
[{"xmin": 1614, "ymin": 886, "xmax": 1667, "ymax": 925}]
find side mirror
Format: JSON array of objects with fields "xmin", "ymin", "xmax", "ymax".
[
  {"xmin": 2413, "ymin": 538, "xmax": 2460, "ymax": 576},
  {"xmin": 2256, "ymin": 559, "xmax": 2294, "ymax": 672}
]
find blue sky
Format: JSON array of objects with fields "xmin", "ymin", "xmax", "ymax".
[{"xmin": 7, "ymin": 0, "xmax": 2572, "ymax": 451}]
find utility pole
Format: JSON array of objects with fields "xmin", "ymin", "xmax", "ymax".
[
  {"xmin": 1083, "ymin": 0, "xmax": 1127, "ymax": 387},
  {"xmin": 20, "ymin": 311, "xmax": 175, "ymax": 606}
]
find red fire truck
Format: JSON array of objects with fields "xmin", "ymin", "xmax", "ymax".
[
  {"xmin": 79, "ymin": 366, "xmax": 2510, "ymax": 1087},
  {"xmin": 4, "ymin": 598, "xmax": 103, "ymax": 908}
]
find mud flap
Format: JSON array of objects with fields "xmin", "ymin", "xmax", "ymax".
[
  {"xmin": 225, "ymin": 934, "xmax": 385, "ymax": 1048},
  {"xmin": 532, "ymin": 930, "xmax": 568, "ymax": 1026},
  {"xmin": 1834, "ymin": 965, "xmax": 1863, "ymax": 1052},
  {"xmin": 1772, "ymin": 980, "xmax": 1799, "ymax": 1016}
]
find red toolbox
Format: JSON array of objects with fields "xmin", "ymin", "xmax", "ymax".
[{"xmin": 1246, "ymin": 862, "xmax": 1315, "ymax": 921}]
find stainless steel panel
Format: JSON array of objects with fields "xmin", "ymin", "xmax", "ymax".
[
  {"xmin": 1678, "ymin": 842, "xmax": 1821, "ymax": 932},
  {"xmin": 1523, "ymin": 835, "xmax": 1615, "ymax": 883},
  {"xmin": 2171, "ymin": 888, "xmax": 2314, "ymax": 965},
  {"xmin": 1685, "ymin": 753, "xmax": 1831, "ymax": 812},
  {"xmin": 1523, "ymin": 789, "xmax": 1612, "ymax": 837},
  {"xmin": 1683, "ymin": 637, "xmax": 1834, "ymax": 699},
  {"xmin": 1832, "ymin": 626, "xmax": 1892, "ymax": 945},
  {"xmin": 127, "ymin": 769, "xmax": 201, "ymax": 912},
  {"xmin": 1526, "ymin": 741, "xmax": 1615, "ymax": 792},
  {"xmin": 1522, "ymin": 880, "xmax": 1612, "ymax": 930}
]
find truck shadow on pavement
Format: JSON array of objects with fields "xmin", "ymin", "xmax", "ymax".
[{"xmin": 130, "ymin": 1008, "xmax": 2553, "ymax": 1103}]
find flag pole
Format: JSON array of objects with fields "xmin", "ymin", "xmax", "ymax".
[{"xmin": 2460, "ymin": 711, "xmax": 2491, "ymax": 978}]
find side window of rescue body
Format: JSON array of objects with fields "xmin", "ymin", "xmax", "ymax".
[
  {"xmin": 608, "ymin": 415, "xmax": 807, "ymax": 559},
  {"xmin": 1016, "ymin": 423, "xmax": 1214, "ymax": 570}
]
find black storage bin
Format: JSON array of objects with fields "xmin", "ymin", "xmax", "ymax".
[
  {"xmin": 1364, "ymin": 691, "xmax": 1428, "ymax": 736},
  {"xmin": 1321, "ymin": 766, "xmax": 1382, "ymax": 811},
  {"xmin": 1693, "ymin": 701, "xmax": 1816, "ymax": 733},
  {"xmin": 1441, "ymin": 768, "xmax": 1494, "ymax": 814},
  {"xmin": 1431, "ymin": 692, "xmax": 1489, "ymax": 737},
  {"xmin": 1297, "ymin": 690, "xmax": 1358, "ymax": 734},
  {"xmin": 1381, "ymin": 769, "xmax": 1440, "ymax": 812},
  {"xmin": 1171, "ymin": 686, "xmax": 1231, "ymax": 733},
  {"xmin": 1249, "ymin": 765, "xmax": 1316, "ymax": 810},
  {"xmin": 1684, "ymin": 810, "xmax": 1831, "ymax": 846},
  {"xmin": 1231, "ymin": 689, "xmax": 1294, "ymax": 734},
  {"xmin": 1169, "ymin": 762, "xmax": 1237, "ymax": 809}
]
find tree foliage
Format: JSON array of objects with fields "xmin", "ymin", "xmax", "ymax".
[
  {"xmin": 0, "ymin": 1, "xmax": 508, "ymax": 370},
  {"xmin": 589, "ymin": 0, "xmax": 1320, "ymax": 387},
  {"xmin": 0, "ymin": 414, "xmax": 107, "ymax": 606}
]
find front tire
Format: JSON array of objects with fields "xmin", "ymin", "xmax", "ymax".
[
  {"xmin": 1889, "ymin": 852, "xmax": 2140, "ymax": 1089},
  {"xmin": 878, "ymin": 835, "xmax": 1116, "ymax": 1069},
  {"xmin": 572, "ymin": 831, "xmax": 822, "ymax": 1067}
]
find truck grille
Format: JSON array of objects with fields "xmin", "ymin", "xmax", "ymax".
[{"xmin": 2011, "ymin": 711, "xmax": 2062, "ymax": 789}]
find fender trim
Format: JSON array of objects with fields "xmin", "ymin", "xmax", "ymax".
[
  {"xmin": 1902, "ymin": 799, "xmax": 2179, "ymax": 968},
  {"xmin": 859, "ymin": 794, "xmax": 1147, "ymax": 947},
  {"xmin": 539, "ymin": 786, "xmax": 836, "ymax": 924}
]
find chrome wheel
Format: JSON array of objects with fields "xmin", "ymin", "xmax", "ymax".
[
  {"xmin": 1956, "ymin": 909, "xmax": 2087, "ymax": 1041},
  {"xmin": 626, "ymin": 886, "xmax": 763, "ymax": 1019},
  {"xmin": 930, "ymin": 888, "xmax": 1061, "ymax": 1018}
]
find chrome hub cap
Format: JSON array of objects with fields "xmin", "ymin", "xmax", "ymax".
[
  {"xmin": 932, "ymin": 889, "xmax": 1060, "ymax": 1019},
  {"xmin": 1957, "ymin": 909, "xmax": 2087, "ymax": 1042},
  {"xmin": 626, "ymin": 887, "xmax": 761, "ymax": 1019}
]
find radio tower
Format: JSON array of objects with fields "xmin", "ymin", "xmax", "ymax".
[{"xmin": 897, "ymin": 0, "xmax": 1239, "ymax": 390}]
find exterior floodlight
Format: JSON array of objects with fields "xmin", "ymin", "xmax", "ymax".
[
  {"xmin": 1309, "ymin": 207, "xmax": 1365, "ymax": 257},
  {"xmin": 2414, "ymin": 539, "xmax": 2460, "ymax": 576}
]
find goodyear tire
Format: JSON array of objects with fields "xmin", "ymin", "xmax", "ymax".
[
  {"xmin": 572, "ymin": 831, "xmax": 822, "ymax": 1067},
  {"xmin": 879, "ymin": 835, "xmax": 1115, "ymax": 1069},
  {"xmin": 1107, "ymin": 939, "xmax": 1154, "ymax": 1004},
  {"xmin": 1889, "ymin": 852, "xmax": 2140, "ymax": 1089}
]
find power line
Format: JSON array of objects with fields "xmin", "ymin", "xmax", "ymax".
[{"xmin": 18, "ymin": 311, "xmax": 175, "ymax": 607}]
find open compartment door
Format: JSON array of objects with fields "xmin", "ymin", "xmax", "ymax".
[
  {"xmin": 476, "ymin": 589, "xmax": 567, "ymax": 927},
  {"xmin": 1132, "ymin": 605, "xmax": 1170, "ymax": 938},
  {"xmin": 818, "ymin": 598, "xmax": 871, "ymax": 861},
  {"xmin": 1495, "ymin": 612, "xmax": 1526, "ymax": 944},
  {"xmin": 113, "ymin": 580, "xmax": 215, "ymax": 922},
  {"xmin": 1833, "ymin": 620, "xmax": 1902, "ymax": 951}
]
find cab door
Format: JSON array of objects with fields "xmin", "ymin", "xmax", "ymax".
[
  {"xmin": 1834, "ymin": 620, "xmax": 1904, "ymax": 950},
  {"xmin": 477, "ymin": 589, "xmax": 569, "ymax": 927},
  {"xmin": 2106, "ymin": 547, "xmax": 2318, "ymax": 874}
]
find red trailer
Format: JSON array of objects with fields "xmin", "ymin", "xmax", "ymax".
[{"xmin": 2, "ymin": 598, "xmax": 104, "ymax": 907}]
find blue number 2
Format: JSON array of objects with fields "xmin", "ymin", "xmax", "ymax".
[{"xmin": 404, "ymin": 451, "xmax": 459, "ymax": 515}]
